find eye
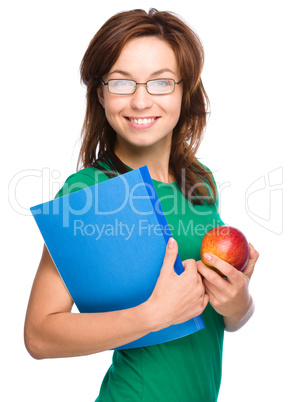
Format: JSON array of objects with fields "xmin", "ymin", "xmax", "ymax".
[
  {"xmin": 110, "ymin": 80, "xmax": 134, "ymax": 88},
  {"xmin": 152, "ymin": 79, "xmax": 172, "ymax": 88}
]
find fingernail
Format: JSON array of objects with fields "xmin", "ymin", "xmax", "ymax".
[
  {"xmin": 203, "ymin": 253, "xmax": 212, "ymax": 261},
  {"xmin": 167, "ymin": 237, "xmax": 175, "ymax": 248}
]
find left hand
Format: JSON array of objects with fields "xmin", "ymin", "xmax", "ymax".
[{"xmin": 197, "ymin": 243, "xmax": 259, "ymax": 321}]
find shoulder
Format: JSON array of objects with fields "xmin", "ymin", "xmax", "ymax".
[
  {"xmin": 196, "ymin": 159, "xmax": 213, "ymax": 174},
  {"xmin": 55, "ymin": 167, "xmax": 110, "ymax": 198},
  {"xmin": 195, "ymin": 160, "xmax": 217, "ymax": 184},
  {"xmin": 194, "ymin": 160, "xmax": 220, "ymax": 207}
]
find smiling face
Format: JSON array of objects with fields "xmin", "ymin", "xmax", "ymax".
[{"xmin": 97, "ymin": 36, "xmax": 183, "ymax": 157}]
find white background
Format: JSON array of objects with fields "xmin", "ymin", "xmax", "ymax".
[{"xmin": 2, "ymin": 0, "xmax": 290, "ymax": 401}]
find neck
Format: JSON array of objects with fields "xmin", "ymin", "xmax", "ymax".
[{"xmin": 114, "ymin": 145, "xmax": 175, "ymax": 183}]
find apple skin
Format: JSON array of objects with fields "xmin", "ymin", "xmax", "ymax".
[{"xmin": 200, "ymin": 226, "xmax": 250, "ymax": 276}]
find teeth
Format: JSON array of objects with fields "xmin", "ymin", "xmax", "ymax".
[{"xmin": 130, "ymin": 118, "xmax": 155, "ymax": 125}]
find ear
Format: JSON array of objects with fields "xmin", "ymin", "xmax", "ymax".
[{"xmin": 97, "ymin": 86, "xmax": 105, "ymax": 108}]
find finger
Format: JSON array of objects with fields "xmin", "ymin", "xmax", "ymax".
[
  {"xmin": 201, "ymin": 292, "xmax": 210, "ymax": 310},
  {"xmin": 203, "ymin": 276, "xmax": 230, "ymax": 302},
  {"xmin": 202, "ymin": 279, "xmax": 218, "ymax": 306},
  {"xmin": 182, "ymin": 258, "xmax": 198, "ymax": 273},
  {"xmin": 200, "ymin": 253, "xmax": 240, "ymax": 282},
  {"xmin": 243, "ymin": 243, "xmax": 259, "ymax": 278},
  {"xmin": 161, "ymin": 237, "xmax": 179, "ymax": 275},
  {"xmin": 248, "ymin": 243, "xmax": 259, "ymax": 264},
  {"xmin": 197, "ymin": 260, "xmax": 230, "ymax": 288}
]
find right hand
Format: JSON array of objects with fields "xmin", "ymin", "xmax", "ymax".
[{"xmin": 147, "ymin": 238, "xmax": 209, "ymax": 331}]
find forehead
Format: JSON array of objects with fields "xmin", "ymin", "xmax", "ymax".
[{"xmin": 108, "ymin": 36, "xmax": 179, "ymax": 77}]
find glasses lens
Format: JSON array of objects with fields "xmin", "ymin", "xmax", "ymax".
[
  {"xmin": 147, "ymin": 79, "xmax": 175, "ymax": 94},
  {"xmin": 108, "ymin": 80, "xmax": 136, "ymax": 94}
]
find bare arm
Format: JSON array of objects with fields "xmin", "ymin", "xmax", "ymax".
[
  {"xmin": 24, "ymin": 238, "xmax": 208, "ymax": 359},
  {"xmin": 24, "ymin": 245, "xmax": 157, "ymax": 358}
]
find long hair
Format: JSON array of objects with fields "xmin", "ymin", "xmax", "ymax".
[{"xmin": 78, "ymin": 8, "xmax": 217, "ymax": 204}]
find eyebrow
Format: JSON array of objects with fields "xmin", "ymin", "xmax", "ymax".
[
  {"xmin": 107, "ymin": 68, "xmax": 176, "ymax": 78},
  {"xmin": 108, "ymin": 70, "xmax": 131, "ymax": 77},
  {"xmin": 151, "ymin": 69, "xmax": 176, "ymax": 77}
]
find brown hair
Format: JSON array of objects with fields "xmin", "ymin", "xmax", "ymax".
[{"xmin": 78, "ymin": 8, "xmax": 217, "ymax": 204}]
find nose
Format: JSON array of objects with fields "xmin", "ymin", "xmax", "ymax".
[{"xmin": 130, "ymin": 85, "xmax": 153, "ymax": 110}]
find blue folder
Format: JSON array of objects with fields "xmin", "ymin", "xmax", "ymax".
[{"xmin": 30, "ymin": 166, "xmax": 204, "ymax": 349}]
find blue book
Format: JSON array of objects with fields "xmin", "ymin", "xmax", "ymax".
[{"xmin": 30, "ymin": 166, "xmax": 204, "ymax": 349}]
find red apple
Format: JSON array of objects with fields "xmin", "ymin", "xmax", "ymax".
[{"xmin": 200, "ymin": 226, "xmax": 249, "ymax": 276}]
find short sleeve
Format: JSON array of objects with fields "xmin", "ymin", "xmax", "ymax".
[
  {"xmin": 55, "ymin": 167, "xmax": 110, "ymax": 199},
  {"xmin": 196, "ymin": 161, "xmax": 220, "ymax": 208}
]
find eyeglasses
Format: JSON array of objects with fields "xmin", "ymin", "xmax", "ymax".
[{"xmin": 100, "ymin": 78, "xmax": 182, "ymax": 95}]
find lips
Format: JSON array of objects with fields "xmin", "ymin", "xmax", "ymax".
[
  {"xmin": 126, "ymin": 116, "xmax": 158, "ymax": 125},
  {"xmin": 129, "ymin": 117, "xmax": 155, "ymax": 125}
]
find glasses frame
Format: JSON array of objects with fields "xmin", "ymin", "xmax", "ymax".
[{"xmin": 100, "ymin": 78, "xmax": 183, "ymax": 95}]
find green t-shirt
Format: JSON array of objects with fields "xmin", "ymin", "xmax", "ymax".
[{"xmin": 56, "ymin": 164, "xmax": 225, "ymax": 402}]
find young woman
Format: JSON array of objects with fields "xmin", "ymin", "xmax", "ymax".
[{"xmin": 25, "ymin": 9, "xmax": 259, "ymax": 401}]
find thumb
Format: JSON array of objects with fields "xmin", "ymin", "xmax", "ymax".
[
  {"xmin": 161, "ymin": 237, "xmax": 178, "ymax": 272},
  {"xmin": 243, "ymin": 243, "xmax": 259, "ymax": 279}
]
